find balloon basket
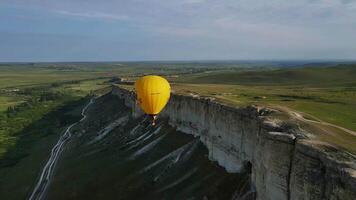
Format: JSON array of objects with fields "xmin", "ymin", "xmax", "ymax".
[{"xmin": 151, "ymin": 115, "xmax": 157, "ymax": 126}]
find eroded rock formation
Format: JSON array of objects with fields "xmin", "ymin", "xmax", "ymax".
[{"xmin": 112, "ymin": 86, "xmax": 356, "ymax": 200}]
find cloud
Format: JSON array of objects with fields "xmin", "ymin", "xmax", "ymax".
[
  {"xmin": 181, "ymin": 0, "xmax": 207, "ymax": 4},
  {"xmin": 55, "ymin": 10, "xmax": 129, "ymax": 21}
]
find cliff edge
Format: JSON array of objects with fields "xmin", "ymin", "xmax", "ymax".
[{"xmin": 112, "ymin": 86, "xmax": 356, "ymax": 200}]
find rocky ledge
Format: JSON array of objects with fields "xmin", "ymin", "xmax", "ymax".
[{"xmin": 112, "ymin": 86, "xmax": 356, "ymax": 200}]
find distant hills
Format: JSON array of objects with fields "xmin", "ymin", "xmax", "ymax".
[{"xmin": 178, "ymin": 64, "xmax": 356, "ymax": 87}]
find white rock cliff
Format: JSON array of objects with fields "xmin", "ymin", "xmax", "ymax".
[{"xmin": 112, "ymin": 86, "xmax": 356, "ymax": 200}]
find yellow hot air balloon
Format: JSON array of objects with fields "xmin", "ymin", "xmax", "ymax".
[{"xmin": 135, "ymin": 75, "xmax": 171, "ymax": 125}]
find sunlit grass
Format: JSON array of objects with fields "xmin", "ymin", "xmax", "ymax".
[{"xmin": 0, "ymin": 96, "xmax": 24, "ymax": 112}]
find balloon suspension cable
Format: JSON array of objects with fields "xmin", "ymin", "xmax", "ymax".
[{"xmin": 151, "ymin": 115, "xmax": 157, "ymax": 126}]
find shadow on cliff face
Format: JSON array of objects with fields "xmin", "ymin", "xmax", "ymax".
[{"xmin": 46, "ymin": 93, "xmax": 255, "ymax": 200}]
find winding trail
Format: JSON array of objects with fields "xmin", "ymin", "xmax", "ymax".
[
  {"xmin": 289, "ymin": 110, "xmax": 356, "ymax": 136},
  {"xmin": 276, "ymin": 106, "xmax": 356, "ymax": 137},
  {"xmin": 29, "ymin": 98, "xmax": 94, "ymax": 200}
]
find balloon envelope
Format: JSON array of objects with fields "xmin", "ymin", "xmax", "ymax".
[{"xmin": 134, "ymin": 75, "xmax": 171, "ymax": 115}]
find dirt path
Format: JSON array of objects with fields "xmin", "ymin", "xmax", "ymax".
[
  {"xmin": 277, "ymin": 106, "xmax": 356, "ymax": 137},
  {"xmin": 29, "ymin": 98, "xmax": 94, "ymax": 200}
]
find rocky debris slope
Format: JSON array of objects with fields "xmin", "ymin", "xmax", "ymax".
[
  {"xmin": 46, "ymin": 93, "xmax": 253, "ymax": 200},
  {"xmin": 112, "ymin": 86, "xmax": 356, "ymax": 200}
]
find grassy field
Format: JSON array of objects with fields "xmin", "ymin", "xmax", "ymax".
[
  {"xmin": 0, "ymin": 96, "xmax": 24, "ymax": 112},
  {"xmin": 0, "ymin": 78, "xmax": 111, "ymax": 155},
  {"xmin": 176, "ymin": 65, "xmax": 356, "ymax": 87},
  {"xmin": 0, "ymin": 69, "xmax": 104, "ymax": 89}
]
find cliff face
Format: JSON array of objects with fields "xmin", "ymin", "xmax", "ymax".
[
  {"xmin": 112, "ymin": 86, "xmax": 356, "ymax": 200},
  {"xmin": 46, "ymin": 93, "xmax": 252, "ymax": 199}
]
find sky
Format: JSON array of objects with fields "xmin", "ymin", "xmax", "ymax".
[{"xmin": 0, "ymin": 0, "xmax": 356, "ymax": 62}]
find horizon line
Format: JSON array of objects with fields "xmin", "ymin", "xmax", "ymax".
[{"xmin": 1, "ymin": 59, "xmax": 356, "ymax": 64}]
